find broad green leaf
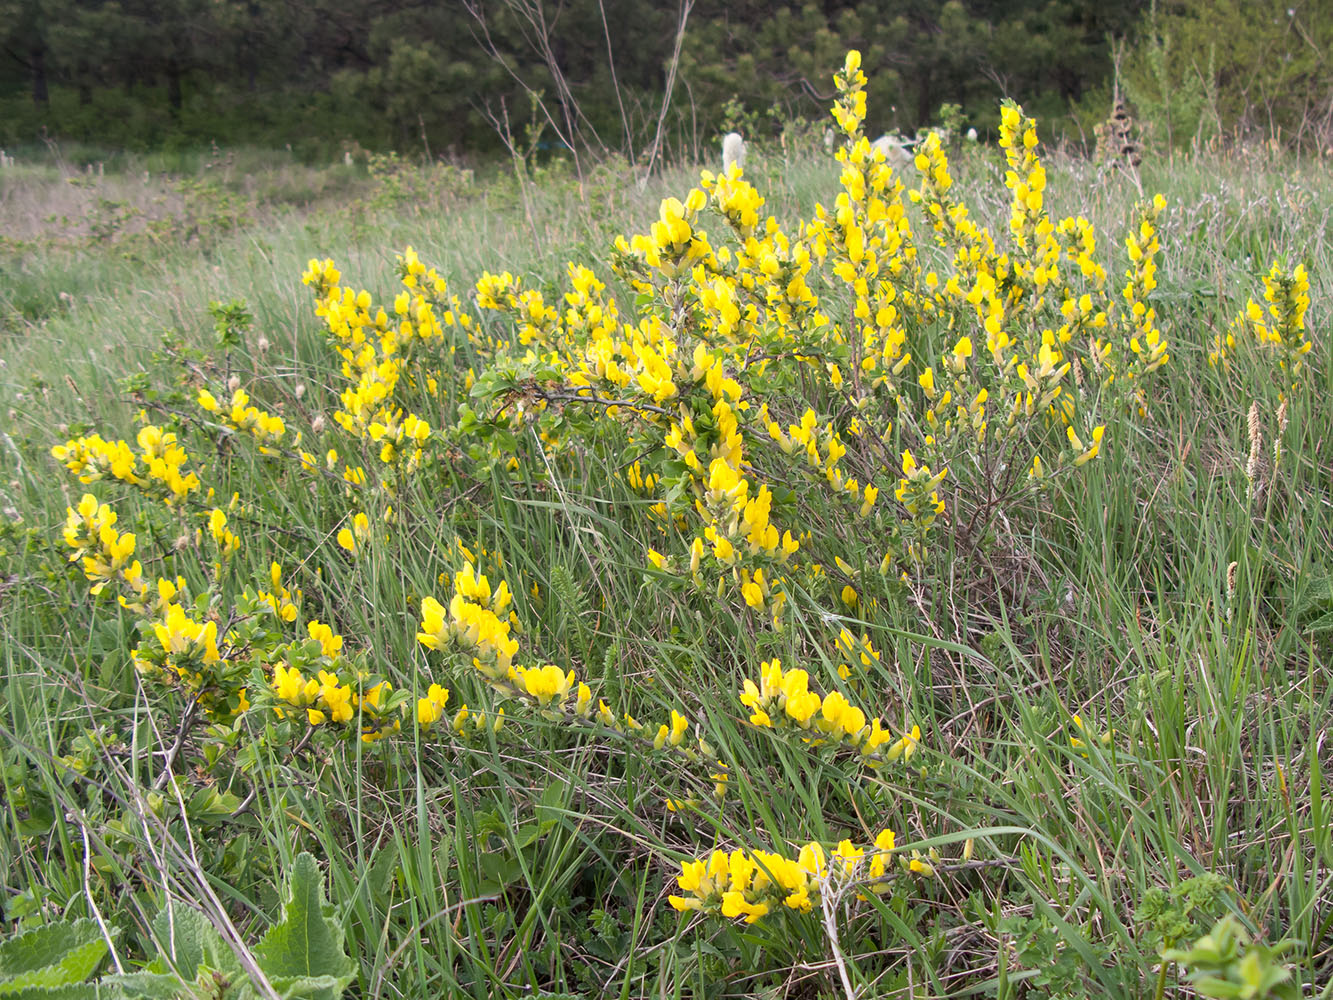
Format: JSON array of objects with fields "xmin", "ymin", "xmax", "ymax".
[
  {"xmin": 186, "ymin": 787, "xmax": 243, "ymax": 820},
  {"xmin": 102, "ymin": 971, "xmax": 190, "ymax": 1000},
  {"xmin": 147, "ymin": 906, "xmax": 235, "ymax": 981},
  {"xmin": 253, "ymin": 855, "xmax": 353, "ymax": 989},
  {"xmin": 0, "ymin": 985, "xmax": 104, "ymax": 1000},
  {"xmin": 264, "ymin": 973, "xmax": 348, "ymax": 1000},
  {"xmin": 0, "ymin": 921, "xmax": 108, "ymax": 987},
  {"xmin": 1302, "ymin": 609, "xmax": 1333, "ymax": 634}
]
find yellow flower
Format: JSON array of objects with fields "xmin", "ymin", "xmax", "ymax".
[
  {"xmin": 833, "ymin": 839, "xmax": 864, "ymax": 875},
  {"xmin": 416, "ymin": 683, "xmax": 450, "ymax": 728},
  {"xmin": 886, "ymin": 724, "xmax": 921, "ymax": 763},
  {"xmin": 918, "ymin": 367, "xmax": 936, "ymax": 398},
  {"xmin": 520, "ymin": 664, "xmax": 576, "ymax": 708},
  {"xmin": 868, "ymin": 829, "xmax": 896, "ymax": 881},
  {"xmin": 909, "ymin": 855, "xmax": 935, "ymax": 877},
  {"xmin": 416, "ymin": 596, "xmax": 447, "ymax": 650},
  {"xmin": 307, "ymin": 620, "xmax": 343, "ymax": 659},
  {"xmin": 1070, "ymin": 424, "xmax": 1105, "ymax": 467}
]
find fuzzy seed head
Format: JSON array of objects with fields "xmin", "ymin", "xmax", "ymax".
[{"xmin": 1245, "ymin": 402, "xmax": 1263, "ymax": 483}]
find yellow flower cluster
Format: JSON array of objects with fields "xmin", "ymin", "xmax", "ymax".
[
  {"xmin": 417, "ymin": 560, "xmax": 519, "ymax": 688},
  {"xmin": 143, "ymin": 613, "xmax": 244, "ymax": 714},
  {"xmin": 52, "ymin": 425, "xmax": 201, "ymax": 505},
  {"xmin": 889, "ymin": 90, "xmax": 1163, "ymax": 509},
  {"xmin": 256, "ymin": 562, "xmax": 300, "ymax": 622},
  {"xmin": 415, "ymin": 554, "xmax": 603, "ymax": 723},
  {"xmin": 150, "ymin": 602, "xmax": 221, "ymax": 670},
  {"xmin": 119, "ymin": 573, "xmax": 189, "ymax": 618},
  {"xmin": 198, "ymin": 386, "xmax": 287, "ymax": 452},
  {"xmin": 472, "ymin": 244, "xmax": 807, "ymax": 616},
  {"xmin": 62, "ymin": 493, "xmax": 140, "ymax": 597},
  {"xmin": 668, "ymin": 828, "xmax": 898, "ymax": 923},
  {"xmin": 1113, "ymin": 195, "xmax": 1171, "ymax": 389},
  {"xmin": 132, "ymin": 598, "xmax": 250, "ymax": 718},
  {"xmin": 336, "ymin": 512, "xmax": 371, "ymax": 554},
  {"xmin": 1069, "ymin": 713, "xmax": 1115, "ymax": 755},
  {"xmin": 624, "ymin": 191, "xmax": 713, "ymax": 281},
  {"xmin": 272, "ymin": 663, "xmax": 353, "ymax": 724},
  {"xmin": 270, "ymin": 660, "xmax": 399, "ymax": 742},
  {"xmin": 830, "ymin": 50, "xmax": 868, "ymax": 139},
  {"xmin": 768, "ymin": 408, "xmax": 868, "ymax": 509},
  {"xmin": 58, "ymin": 489, "xmax": 248, "ymax": 715},
  {"xmin": 302, "ymin": 248, "xmax": 461, "ymax": 486},
  {"xmin": 410, "ymin": 550, "xmax": 731, "ymax": 811},
  {"xmin": 370, "ymin": 410, "xmax": 431, "ymax": 469},
  {"xmin": 205, "ymin": 508, "xmax": 240, "ymax": 561},
  {"xmin": 894, "ymin": 449, "xmax": 948, "ymax": 565},
  {"xmin": 261, "ymin": 620, "xmax": 396, "ymax": 739},
  {"xmin": 1210, "ymin": 261, "xmax": 1313, "ymax": 388},
  {"xmin": 414, "ymin": 681, "xmax": 505, "ymax": 740},
  {"xmin": 739, "ymin": 658, "xmax": 918, "ymax": 767},
  {"xmin": 834, "ymin": 627, "xmax": 881, "ymax": 683},
  {"xmin": 475, "ymin": 270, "xmax": 562, "ymax": 351},
  {"xmin": 998, "ymin": 103, "xmax": 1051, "ymax": 260},
  {"xmin": 442, "ymin": 54, "xmax": 1176, "ymax": 600}
]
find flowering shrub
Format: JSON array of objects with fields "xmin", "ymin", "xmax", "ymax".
[
  {"xmin": 42, "ymin": 45, "xmax": 1187, "ymax": 937},
  {"xmin": 451, "ymin": 50, "xmax": 1175, "ymax": 625},
  {"xmin": 1210, "ymin": 260, "xmax": 1312, "ymax": 392},
  {"xmin": 667, "ymin": 830, "xmax": 899, "ymax": 923},
  {"xmin": 34, "ymin": 48, "xmax": 1322, "ymax": 995}
]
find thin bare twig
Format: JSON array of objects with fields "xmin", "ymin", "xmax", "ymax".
[{"xmin": 639, "ymin": 0, "xmax": 695, "ymax": 187}]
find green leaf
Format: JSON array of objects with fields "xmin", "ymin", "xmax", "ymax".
[
  {"xmin": 0, "ymin": 985, "xmax": 104, "ymax": 1000},
  {"xmin": 102, "ymin": 971, "xmax": 189, "ymax": 1000},
  {"xmin": 0, "ymin": 921, "xmax": 109, "ymax": 988},
  {"xmin": 265, "ymin": 973, "xmax": 348, "ymax": 1000},
  {"xmin": 147, "ymin": 906, "xmax": 234, "ymax": 981},
  {"xmin": 253, "ymin": 854, "xmax": 353, "ymax": 997},
  {"xmin": 1302, "ymin": 609, "xmax": 1333, "ymax": 634},
  {"xmin": 185, "ymin": 787, "xmax": 243, "ymax": 820}
]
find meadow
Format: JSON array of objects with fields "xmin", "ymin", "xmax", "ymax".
[{"xmin": 1, "ymin": 53, "xmax": 1331, "ymax": 999}]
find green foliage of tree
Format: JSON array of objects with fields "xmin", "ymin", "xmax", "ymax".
[
  {"xmin": 0, "ymin": 0, "xmax": 1150, "ymax": 156},
  {"xmin": 1124, "ymin": 0, "xmax": 1333, "ymax": 150}
]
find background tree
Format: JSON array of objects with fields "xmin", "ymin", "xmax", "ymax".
[{"xmin": 14, "ymin": 0, "xmax": 1282, "ymax": 160}]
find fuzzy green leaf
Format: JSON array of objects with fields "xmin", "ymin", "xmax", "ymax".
[
  {"xmin": 253, "ymin": 855, "xmax": 353, "ymax": 991},
  {"xmin": 147, "ymin": 906, "xmax": 235, "ymax": 981},
  {"xmin": 263, "ymin": 973, "xmax": 349, "ymax": 1000},
  {"xmin": 102, "ymin": 971, "xmax": 189, "ymax": 1000},
  {"xmin": 0, "ymin": 921, "xmax": 109, "ymax": 990},
  {"xmin": 0, "ymin": 985, "xmax": 105, "ymax": 1000}
]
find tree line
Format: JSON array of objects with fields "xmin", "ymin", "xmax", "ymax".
[{"xmin": 1, "ymin": 0, "xmax": 1327, "ymax": 159}]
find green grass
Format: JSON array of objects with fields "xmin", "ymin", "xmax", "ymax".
[{"xmin": 0, "ymin": 133, "xmax": 1331, "ymax": 1000}]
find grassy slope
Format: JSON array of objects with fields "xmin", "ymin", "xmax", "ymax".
[{"xmin": 1, "ymin": 140, "xmax": 1331, "ymax": 999}]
